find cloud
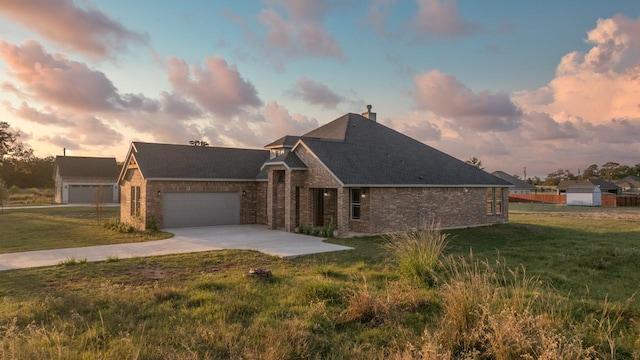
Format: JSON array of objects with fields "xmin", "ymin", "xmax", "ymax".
[
  {"xmin": 257, "ymin": 0, "xmax": 344, "ymax": 61},
  {"xmin": 410, "ymin": 0, "xmax": 480, "ymax": 40},
  {"xmin": 515, "ymin": 14, "xmax": 640, "ymax": 126},
  {"xmin": 167, "ymin": 56, "xmax": 263, "ymax": 118},
  {"xmin": 521, "ymin": 111, "xmax": 578, "ymax": 141},
  {"xmin": 363, "ymin": 0, "xmax": 397, "ymax": 38},
  {"xmin": 287, "ymin": 77, "xmax": 344, "ymax": 108},
  {"xmin": 413, "ymin": 70, "xmax": 522, "ymax": 131},
  {"xmin": 0, "ymin": 40, "xmax": 121, "ymax": 111},
  {"xmin": 9, "ymin": 102, "xmax": 74, "ymax": 126},
  {"xmin": 0, "ymin": 0, "xmax": 148, "ymax": 60}
]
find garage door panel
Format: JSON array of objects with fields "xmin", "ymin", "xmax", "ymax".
[
  {"xmin": 68, "ymin": 185, "xmax": 114, "ymax": 204},
  {"xmin": 163, "ymin": 192, "xmax": 240, "ymax": 228}
]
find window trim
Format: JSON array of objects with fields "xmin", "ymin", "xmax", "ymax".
[
  {"xmin": 130, "ymin": 186, "xmax": 141, "ymax": 217},
  {"xmin": 350, "ymin": 188, "xmax": 361, "ymax": 220},
  {"xmin": 487, "ymin": 187, "xmax": 503, "ymax": 215}
]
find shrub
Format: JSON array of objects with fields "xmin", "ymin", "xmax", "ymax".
[
  {"xmin": 383, "ymin": 227, "xmax": 449, "ymax": 285},
  {"xmin": 103, "ymin": 218, "xmax": 134, "ymax": 233},
  {"xmin": 147, "ymin": 216, "xmax": 158, "ymax": 232},
  {"xmin": 8, "ymin": 185, "xmax": 21, "ymax": 194}
]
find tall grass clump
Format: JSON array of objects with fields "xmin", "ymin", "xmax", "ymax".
[
  {"xmin": 383, "ymin": 227, "xmax": 449, "ymax": 285},
  {"xmin": 416, "ymin": 253, "xmax": 630, "ymax": 359}
]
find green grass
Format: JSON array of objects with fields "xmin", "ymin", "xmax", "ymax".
[
  {"xmin": 0, "ymin": 206, "xmax": 639, "ymax": 358},
  {"xmin": 0, "ymin": 207, "xmax": 173, "ymax": 253}
]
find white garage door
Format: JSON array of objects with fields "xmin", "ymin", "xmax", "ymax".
[{"xmin": 162, "ymin": 192, "xmax": 240, "ymax": 228}]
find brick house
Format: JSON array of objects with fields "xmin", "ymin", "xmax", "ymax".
[
  {"xmin": 53, "ymin": 156, "xmax": 121, "ymax": 204},
  {"xmin": 118, "ymin": 107, "xmax": 511, "ymax": 235}
]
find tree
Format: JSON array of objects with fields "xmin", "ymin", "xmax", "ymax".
[
  {"xmin": 0, "ymin": 122, "xmax": 31, "ymax": 162},
  {"xmin": 465, "ymin": 157, "xmax": 484, "ymax": 170},
  {"xmin": 582, "ymin": 164, "xmax": 599, "ymax": 179},
  {"xmin": 543, "ymin": 169, "xmax": 576, "ymax": 186},
  {"xmin": 189, "ymin": 140, "xmax": 209, "ymax": 147}
]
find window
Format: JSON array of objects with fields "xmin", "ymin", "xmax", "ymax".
[
  {"xmin": 487, "ymin": 188, "xmax": 503, "ymax": 215},
  {"xmin": 486, "ymin": 188, "xmax": 494, "ymax": 214},
  {"xmin": 130, "ymin": 186, "xmax": 141, "ymax": 216},
  {"xmin": 351, "ymin": 188, "xmax": 361, "ymax": 220}
]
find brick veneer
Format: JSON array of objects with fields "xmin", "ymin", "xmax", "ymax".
[{"xmin": 121, "ymin": 167, "xmax": 268, "ymax": 231}]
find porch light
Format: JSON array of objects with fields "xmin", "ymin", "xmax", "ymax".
[
  {"xmin": 242, "ymin": 190, "xmax": 246, "ymax": 196},
  {"xmin": 362, "ymin": 189, "xmax": 367, "ymax": 197},
  {"xmin": 157, "ymin": 190, "xmax": 162, "ymax": 198},
  {"xmin": 323, "ymin": 189, "xmax": 328, "ymax": 196}
]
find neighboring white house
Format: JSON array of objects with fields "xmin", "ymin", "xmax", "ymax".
[
  {"xmin": 566, "ymin": 185, "xmax": 601, "ymax": 206},
  {"xmin": 53, "ymin": 156, "xmax": 121, "ymax": 204}
]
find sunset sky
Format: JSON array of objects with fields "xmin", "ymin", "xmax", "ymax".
[{"xmin": 0, "ymin": 1, "xmax": 639, "ymax": 178}]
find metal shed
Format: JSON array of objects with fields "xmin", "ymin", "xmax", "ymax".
[{"xmin": 566, "ymin": 185, "xmax": 601, "ymax": 206}]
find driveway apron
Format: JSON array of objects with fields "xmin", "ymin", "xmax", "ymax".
[{"xmin": 0, "ymin": 225, "xmax": 352, "ymax": 271}]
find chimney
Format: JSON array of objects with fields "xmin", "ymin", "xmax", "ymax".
[{"xmin": 361, "ymin": 104, "xmax": 376, "ymax": 122}]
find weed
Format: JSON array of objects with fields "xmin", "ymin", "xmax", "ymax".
[
  {"xmin": 58, "ymin": 257, "xmax": 87, "ymax": 266},
  {"xmin": 104, "ymin": 255, "xmax": 119, "ymax": 263},
  {"xmin": 383, "ymin": 226, "xmax": 449, "ymax": 285}
]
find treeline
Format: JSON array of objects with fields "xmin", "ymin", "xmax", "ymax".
[
  {"xmin": 525, "ymin": 162, "xmax": 640, "ymax": 186},
  {"xmin": 0, "ymin": 156, "xmax": 55, "ymax": 188}
]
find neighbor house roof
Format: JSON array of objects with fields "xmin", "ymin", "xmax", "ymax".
[
  {"xmin": 54, "ymin": 156, "xmax": 120, "ymax": 179},
  {"xmin": 295, "ymin": 113, "xmax": 512, "ymax": 187},
  {"xmin": 125, "ymin": 142, "xmax": 270, "ymax": 181},
  {"xmin": 491, "ymin": 171, "xmax": 536, "ymax": 190},
  {"xmin": 615, "ymin": 175, "xmax": 640, "ymax": 189},
  {"xmin": 558, "ymin": 178, "xmax": 620, "ymax": 192}
]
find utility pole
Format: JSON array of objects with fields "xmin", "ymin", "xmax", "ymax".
[{"xmin": 523, "ymin": 167, "xmax": 527, "ymax": 181}]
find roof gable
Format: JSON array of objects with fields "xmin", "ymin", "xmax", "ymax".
[
  {"xmin": 130, "ymin": 142, "xmax": 270, "ymax": 180},
  {"xmin": 297, "ymin": 113, "xmax": 512, "ymax": 187},
  {"xmin": 54, "ymin": 156, "xmax": 120, "ymax": 179}
]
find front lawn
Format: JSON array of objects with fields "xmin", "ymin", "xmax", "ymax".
[
  {"xmin": 0, "ymin": 206, "xmax": 638, "ymax": 358},
  {"xmin": 0, "ymin": 206, "xmax": 172, "ymax": 253}
]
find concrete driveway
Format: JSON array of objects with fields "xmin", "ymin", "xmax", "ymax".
[{"xmin": 0, "ymin": 225, "xmax": 353, "ymax": 271}]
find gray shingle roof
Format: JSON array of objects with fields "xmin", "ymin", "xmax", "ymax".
[
  {"xmin": 55, "ymin": 156, "xmax": 120, "ymax": 179},
  {"xmin": 491, "ymin": 171, "xmax": 536, "ymax": 190},
  {"xmin": 264, "ymin": 135, "xmax": 301, "ymax": 149},
  {"xmin": 132, "ymin": 142, "xmax": 269, "ymax": 180},
  {"xmin": 298, "ymin": 113, "xmax": 512, "ymax": 187},
  {"xmin": 558, "ymin": 178, "xmax": 620, "ymax": 191},
  {"xmin": 262, "ymin": 151, "xmax": 307, "ymax": 169}
]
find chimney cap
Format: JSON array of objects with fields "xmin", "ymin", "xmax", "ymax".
[{"xmin": 366, "ymin": 104, "xmax": 372, "ymax": 111}]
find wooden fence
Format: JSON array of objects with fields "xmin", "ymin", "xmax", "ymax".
[
  {"xmin": 509, "ymin": 194, "xmax": 640, "ymax": 207},
  {"xmin": 508, "ymin": 194, "xmax": 565, "ymax": 204}
]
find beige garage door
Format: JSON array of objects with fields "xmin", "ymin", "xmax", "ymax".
[{"xmin": 162, "ymin": 192, "xmax": 240, "ymax": 228}]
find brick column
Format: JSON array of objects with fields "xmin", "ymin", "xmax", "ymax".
[{"xmin": 336, "ymin": 187, "xmax": 350, "ymax": 236}]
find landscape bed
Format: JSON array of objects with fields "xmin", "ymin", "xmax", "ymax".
[{"xmin": 0, "ymin": 206, "xmax": 639, "ymax": 358}]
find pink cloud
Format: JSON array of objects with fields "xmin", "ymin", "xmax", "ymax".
[
  {"xmin": 0, "ymin": 40, "xmax": 120, "ymax": 111},
  {"xmin": 0, "ymin": 0, "xmax": 148, "ymax": 60},
  {"xmin": 413, "ymin": 70, "xmax": 522, "ymax": 131},
  {"xmin": 515, "ymin": 15, "xmax": 640, "ymax": 126},
  {"xmin": 10, "ymin": 102, "xmax": 74, "ymax": 126},
  {"xmin": 167, "ymin": 56, "xmax": 263, "ymax": 118},
  {"xmin": 410, "ymin": 0, "xmax": 480, "ymax": 39},
  {"xmin": 257, "ymin": 0, "xmax": 344, "ymax": 61},
  {"xmin": 288, "ymin": 77, "xmax": 344, "ymax": 108}
]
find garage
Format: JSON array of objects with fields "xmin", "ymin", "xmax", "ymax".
[
  {"xmin": 68, "ymin": 184, "xmax": 114, "ymax": 204},
  {"xmin": 162, "ymin": 192, "xmax": 240, "ymax": 228}
]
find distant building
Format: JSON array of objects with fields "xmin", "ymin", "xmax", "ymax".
[
  {"xmin": 566, "ymin": 185, "xmax": 601, "ymax": 206},
  {"xmin": 557, "ymin": 178, "xmax": 621, "ymax": 195},
  {"xmin": 615, "ymin": 176, "xmax": 640, "ymax": 194},
  {"xmin": 491, "ymin": 171, "xmax": 536, "ymax": 194},
  {"xmin": 53, "ymin": 156, "xmax": 121, "ymax": 204}
]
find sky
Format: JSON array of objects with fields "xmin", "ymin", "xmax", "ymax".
[{"xmin": 0, "ymin": 1, "xmax": 639, "ymax": 179}]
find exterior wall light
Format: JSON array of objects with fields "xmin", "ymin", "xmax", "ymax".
[
  {"xmin": 242, "ymin": 190, "xmax": 247, "ymax": 196},
  {"xmin": 324, "ymin": 189, "xmax": 328, "ymax": 196},
  {"xmin": 157, "ymin": 190, "xmax": 162, "ymax": 198}
]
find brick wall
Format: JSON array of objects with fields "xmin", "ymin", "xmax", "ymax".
[{"xmin": 366, "ymin": 187, "xmax": 508, "ymax": 233}]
